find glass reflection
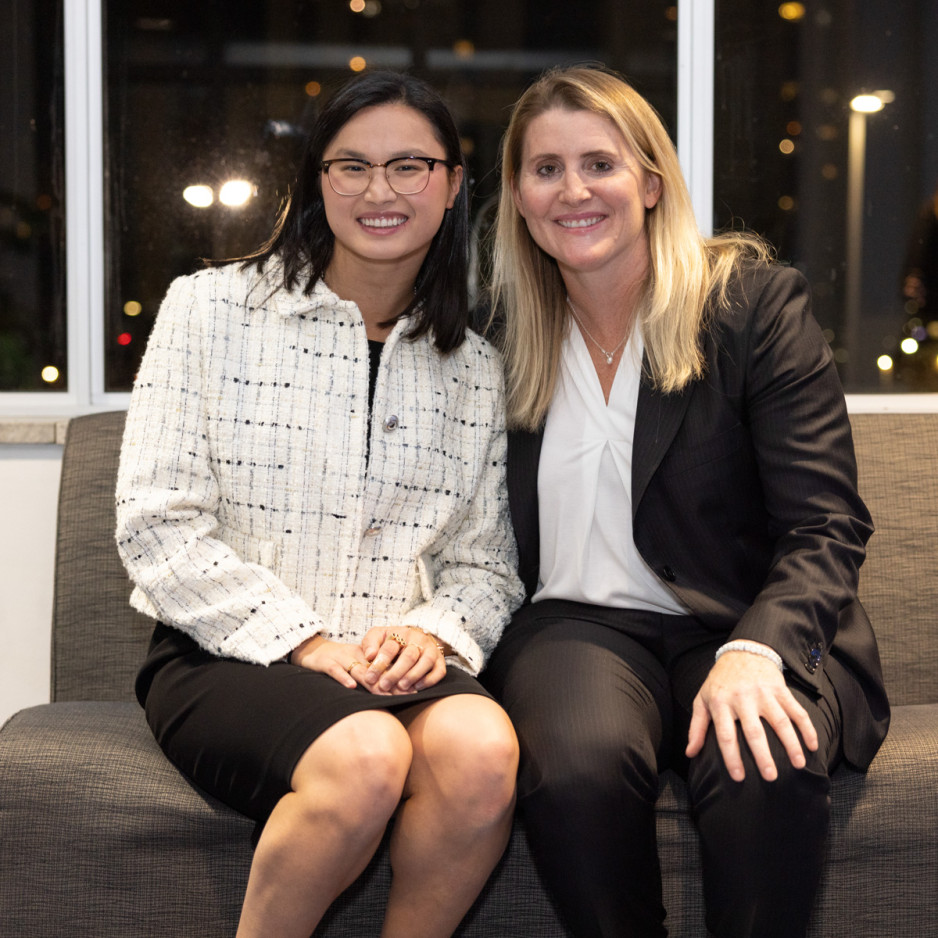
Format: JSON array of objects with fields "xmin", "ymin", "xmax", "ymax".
[
  {"xmin": 0, "ymin": 0, "xmax": 66, "ymax": 392},
  {"xmin": 715, "ymin": 0, "xmax": 938, "ymax": 392},
  {"xmin": 104, "ymin": 0, "xmax": 677, "ymax": 391}
]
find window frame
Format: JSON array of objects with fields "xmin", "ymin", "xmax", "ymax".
[{"xmin": 1, "ymin": 0, "xmax": 934, "ymax": 416}]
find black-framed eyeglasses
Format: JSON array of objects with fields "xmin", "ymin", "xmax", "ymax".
[{"xmin": 321, "ymin": 156, "xmax": 454, "ymax": 196}]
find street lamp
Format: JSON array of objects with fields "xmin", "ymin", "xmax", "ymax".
[{"xmin": 844, "ymin": 90, "xmax": 893, "ymax": 386}]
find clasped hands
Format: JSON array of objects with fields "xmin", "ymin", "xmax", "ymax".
[
  {"xmin": 686, "ymin": 644, "xmax": 819, "ymax": 783},
  {"xmin": 289, "ymin": 626, "xmax": 447, "ymax": 695}
]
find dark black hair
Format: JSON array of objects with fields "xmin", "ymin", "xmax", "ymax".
[{"xmin": 246, "ymin": 71, "xmax": 470, "ymax": 353}]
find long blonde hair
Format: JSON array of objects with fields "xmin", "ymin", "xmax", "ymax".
[{"xmin": 492, "ymin": 65, "xmax": 771, "ymax": 430}]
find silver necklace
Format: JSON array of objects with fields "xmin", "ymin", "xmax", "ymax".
[{"xmin": 566, "ymin": 297, "xmax": 629, "ymax": 365}]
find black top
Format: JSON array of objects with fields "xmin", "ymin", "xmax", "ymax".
[{"xmin": 366, "ymin": 339, "xmax": 383, "ymax": 465}]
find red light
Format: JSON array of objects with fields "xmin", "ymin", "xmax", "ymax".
[{"xmin": 117, "ymin": 332, "xmax": 132, "ymax": 346}]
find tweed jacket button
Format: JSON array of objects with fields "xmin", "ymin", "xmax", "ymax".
[
  {"xmin": 383, "ymin": 415, "xmax": 399, "ymax": 431},
  {"xmin": 661, "ymin": 566, "xmax": 676, "ymax": 582}
]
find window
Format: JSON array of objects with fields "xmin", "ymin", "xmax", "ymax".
[
  {"xmin": 102, "ymin": 0, "xmax": 677, "ymax": 392},
  {"xmin": 0, "ymin": 0, "xmax": 66, "ymax": 393},
  {"xmin": 3, "ymin": 1, "xmax": 938, "ymax": 407},
  {"xmin": 714, "ymin": 0, "xmax": 938, "ymax": 392}
]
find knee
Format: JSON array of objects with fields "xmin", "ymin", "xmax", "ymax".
[
  {"xmin": 462, "ymin": 711, "xmax": 520, "ymax": 804},
  {"xmin": 522, "ymin": 725, "xmax": 659, "ymax": 811},
  {"xmin": 419, "ymin": 700, "xmax": 519, "ymax": 819},
  {"xmin": 294, "ymin": 711, "xmax": 413, "ymax": 818},
  {"xmin": 688, "ymin": 728, "xmax": 831, "ymax": 829}
]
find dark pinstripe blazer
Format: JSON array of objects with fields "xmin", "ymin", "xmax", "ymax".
[{"xmin": 505, "ymin": 262, "xmax": 890, "ymax": 771}]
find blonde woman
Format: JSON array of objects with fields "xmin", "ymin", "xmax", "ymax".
[{"xmin": 482, "ymin": 65, "xmax": 889, "ymax": 938}]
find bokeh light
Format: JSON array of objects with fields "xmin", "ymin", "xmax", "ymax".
[
  {"xmin": 183, "ymin": 185, "xmax": 214, "ymax": 208},
  {"xmin": 218, "ymin": 180, "xmax": 254, "ymax": 207},
  {"xmin": 778, "ymin": 3, "xmax": 806, "ymax": 21}
]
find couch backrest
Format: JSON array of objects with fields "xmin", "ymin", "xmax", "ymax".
[
  {"xmin": 51, "ymin": 411, "xmax": 153, "ymax": 702},
  {"xmin": 850, "ymin": 412, "xmax": 938, "ymax": 706},
  {"xmin": 51, "ymin": 410, "xmax": 937, "ymax": 706}
]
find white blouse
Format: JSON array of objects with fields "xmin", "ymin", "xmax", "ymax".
[{"xmin": 533, "ymin": 321, "xmax": 689, "ymax": 615}]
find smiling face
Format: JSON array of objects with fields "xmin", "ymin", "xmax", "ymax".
[
  {"xmin": 321, "ymin": 102, "xmax": 463, "ymax": 279},
  {"xmin": 510, "ymin": 106, "xmax": 661, "ymax": 287}
]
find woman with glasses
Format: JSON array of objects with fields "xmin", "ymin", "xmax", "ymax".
[
  {"xmin": 482, "ymin": 66, "xmax": 889, "ymax": 937},
  {"xmin": 116, "ymin": 71, "xmax": 524, "ymax": 938}
]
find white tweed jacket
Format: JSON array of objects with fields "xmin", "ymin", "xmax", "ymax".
[{"xmin": 115, "ymin": 262, "xmax": 524, "ymax": 673}]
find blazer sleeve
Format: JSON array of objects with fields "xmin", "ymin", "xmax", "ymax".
[
  {"xmin": 725, "ymin": 265, "xmax": 874, "ymax": 682},
  {"xmin": 115, "ymin": 273, "xmax": 325, "ymax": 665},
  {"xmin": 402, "ymin": 346, "xmax": 526, "ymax": 674}
]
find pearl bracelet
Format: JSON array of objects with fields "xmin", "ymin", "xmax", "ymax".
[{"xmin": 714, "ymin": 639, "xmax": 784, "ymax": 672}]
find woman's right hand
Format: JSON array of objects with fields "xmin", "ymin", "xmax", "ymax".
[{"xmin": 289, "ymin": 635, "xmax": 370, "ymax": 690}]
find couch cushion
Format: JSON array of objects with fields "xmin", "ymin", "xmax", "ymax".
[
  {"xmin": 52, "ymin": 412, "xmax": 154, "ymax": 702},
  {"xmin": 0, "ymin": 701, "xmax": 569, "ymax": 938},
  {"xmin": 850, "ymin": 413, "xmax": 938, "ymax": 705},
  {"xmin": 3, "ymin": 699, "xmax": 936, "ymax": 936},
  {"xmin": 810, "ymin": 704, "xmax": 938, "ymax": 934},
  {"xmin": 0, "ymin": 702, "xmax": 251, "ymax": 936}
]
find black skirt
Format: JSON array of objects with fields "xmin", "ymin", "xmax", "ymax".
[{"xmin": 136, "ymin": 622, "xmax": 494, "ymax": 823}]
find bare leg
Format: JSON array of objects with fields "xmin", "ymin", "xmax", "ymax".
[
  {"xmin": 236, "ymin": 710, "xmax": 413, "ymax": 938},
  {"xmin": 381, "ymin": 695, "xmax": 519, "ymax": 938}
]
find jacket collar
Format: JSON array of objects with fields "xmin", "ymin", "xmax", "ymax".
[{"xmin": 246, "ymin": 261, "xmax": 360, "ymax": 320}]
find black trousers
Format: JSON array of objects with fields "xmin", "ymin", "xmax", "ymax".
[{"xmin": 481, "ymin": 600, "xmax": 843, "ymax": 938}]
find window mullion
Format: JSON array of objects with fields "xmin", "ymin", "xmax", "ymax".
[
  {"xmin": 65, "ymin": 0, "xmax": 105, "ymax": 410},
  {"xmin": 677, "ymin": 0, "xmax": 715, "ymax": 237}
]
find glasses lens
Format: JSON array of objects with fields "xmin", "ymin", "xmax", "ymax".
[
  {"xmin": 386, "ymin": 158, "xmax": 431, "ymax": 194},
  {"xmin": 328, "ymin": 160, "xmax": 370, "ymax": 195}
]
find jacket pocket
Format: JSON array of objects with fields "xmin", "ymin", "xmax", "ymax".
[{"xmin": 216, "ymin": 524, "xmax": 281, "ymax": 571}]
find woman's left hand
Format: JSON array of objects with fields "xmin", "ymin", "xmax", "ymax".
[
  {"xmin": 685, "ymin": 647, "xmax": 819, "ymax": 783},
  {"xmin": 360, "ymin": 626, "xmax": 448, "ymax": 695}
]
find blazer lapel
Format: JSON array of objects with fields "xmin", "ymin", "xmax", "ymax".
[{"xmin": 631, "ymin": 361, "xmax": 694, "ymax": 514}]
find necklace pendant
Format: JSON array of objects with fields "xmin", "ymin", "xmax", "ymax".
[{"xmin": 605, "ymin": 354, "xmax": 613, "ymax": 364}]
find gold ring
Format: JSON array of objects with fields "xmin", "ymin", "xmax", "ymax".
[
  {"xmin": 389, "ymin": 632, "xmax": 407, "ymax": 648},
  {"xmin": 346, "ymin": 661, "xmax": 359, "ymax": 673}
]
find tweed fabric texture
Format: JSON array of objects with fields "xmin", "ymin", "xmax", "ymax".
[{"xmin": 116, "ymin": 264, "xmax": 524, "ymax": 671}]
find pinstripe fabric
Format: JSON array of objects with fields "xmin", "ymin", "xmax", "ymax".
[{"xmin": 115, "ymin": 262, "xmax": 524, "ymax": 671}]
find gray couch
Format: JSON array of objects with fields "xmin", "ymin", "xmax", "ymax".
[{"xmin": 1, "ymin": 409, "xmax": 936, "ymax": 937}]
